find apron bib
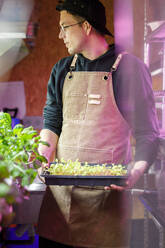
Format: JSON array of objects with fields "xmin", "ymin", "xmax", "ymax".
[{"xmin": 38, "ymin": 53, "xmax": 132, "ymax": 248}]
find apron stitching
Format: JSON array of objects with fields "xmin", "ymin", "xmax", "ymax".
[{"xmin": 58, "ymin": 145, "xmax": 114, "ymax": 152}]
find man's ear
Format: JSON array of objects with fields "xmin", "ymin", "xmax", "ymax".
[{"xmin": 82, "ymin": 21, "xmax": 92, "ymax": 35}]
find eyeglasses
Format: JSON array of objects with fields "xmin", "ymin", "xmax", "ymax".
[{"xmin": 60, "ymin": 21, "xmax": 84, "ymax": 33}]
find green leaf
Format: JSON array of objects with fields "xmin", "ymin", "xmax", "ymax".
[
  {"xmin": 36, "ymin": 155, "xmax": 48, "ymax": 163},
  {"xmin": 0, "ymin": 112, "xmax": 11, "ymax": 124},
  {"xmin": 39, "ymin": 140, "xmax": 50, "ymax": 147},
  {"xmin": 11, "ymin": 169, "xmax": 22, "ymax": 178},
  {"xmin": 13, "ymin": 124, "xmax": 24, "ymax": 135},
  {"xmin": 21, "ymin": 169, "xmax": 37, "ymax": 186},
  {"xmin": 0, "ymin": 112, "xmax": 12, "ymax": 129},
  {"xmin": 21, "ymin": 175, "xmax": 30, "ymax": 186},
  {"xmin": 0, "ymin": 163, "xmax": 10, "ymax": 179},
  {"xmin": 0, "ymin": 183, "xmax": 10, "ymax": 197},
  {"xmin": 11, "ymin": 151, "xmax": 28, "ymax": 162},
  {"xmin": 5, "ymin": 194, "xmax": 15, "ymax": 204},
  {"xmin": 32, "ymin": 161, "xmax": 41, "ymax": 169},
  {"xmin": 22, "ymin": 126, "xmax": 37, "ymax": 135}
]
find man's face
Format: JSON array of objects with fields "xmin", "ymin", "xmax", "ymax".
[{"xmin": 59, "ymin": 10, "xmax": 87, "ymax": 55}]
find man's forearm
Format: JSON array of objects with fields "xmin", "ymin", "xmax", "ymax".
[
  {"xmin": 38, "ymin": 129, "xmax": 59, "ymax": 163},
  {"xmin": 132, "ymin": 160, "xmax": 148, "ymax": 174},
  {"xmin": 128, "ymin": 160, "xmax": 148, "ymax": 188}
]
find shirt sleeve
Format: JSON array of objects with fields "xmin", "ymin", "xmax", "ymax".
[
  {"xmin": 113, "ymin": 54, "xmax": 160, "ymax": 166},
  {"xmin": 43, "ymin": 66, "xmax": 63, "ymax": 136}
]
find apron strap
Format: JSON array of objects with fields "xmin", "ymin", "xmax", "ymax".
[
  {"xmin": 111, "ymin": 51, "xmax": 128, "ymax": 72},
  {"xmin": 70, "ymin": 54, "xmax": 78, "ymax": 71},
  {"xmin": 69, "ymin": 54, "xmax": 78, "ymax": 78},
  {"xmin": 69, "ymin": 51, "xmax": 128, "ymax": 74}
]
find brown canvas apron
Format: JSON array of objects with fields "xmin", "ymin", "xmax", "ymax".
[{"xmin": 38, "ymin": 53, "xmax": 133, "ymax": 248}]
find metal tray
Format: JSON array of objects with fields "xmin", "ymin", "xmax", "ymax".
[{"xmin": 41, "ymin": 173, "xmax": 128, "ymax": 186}]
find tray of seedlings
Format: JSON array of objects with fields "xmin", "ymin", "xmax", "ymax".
[{"xmin": 41, "ymin": 159, "xmax": 128, "ymax": 186}]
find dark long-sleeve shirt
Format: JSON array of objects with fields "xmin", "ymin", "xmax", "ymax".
[{"xmin": 43, "ymin": 44, "xmax": 159, "ymax": 165}]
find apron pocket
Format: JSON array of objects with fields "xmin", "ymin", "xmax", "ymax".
[{"xmin": 63, "ymin": 94, "xmax": 87, "ymax": 120}]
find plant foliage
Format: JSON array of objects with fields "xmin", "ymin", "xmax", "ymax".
[{"xmin": 0, "ymin": 112, "xmax": 48, "ymax": 229}]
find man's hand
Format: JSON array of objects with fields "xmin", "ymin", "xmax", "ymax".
[
  {"xmin": 38, "ymin": 129, "xmax": 58, "ymax": 163},
  {"xmin": 105, "ymin": 161, "xmax": 148, "ymax": 191},
  {"xmin": 37, "ymin": 129, "xmax": 59, "ymax": 183},
  {"xmin": 38, "ymin": 165, "xmax": 48, "ymax": 183}
]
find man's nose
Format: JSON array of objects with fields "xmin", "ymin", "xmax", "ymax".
[{"xmin": 59, "ymin": 29, "xmax": 65, "ymax": 39}]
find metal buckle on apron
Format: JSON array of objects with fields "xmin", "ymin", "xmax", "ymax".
[
  {"xmin": 110, "ymin": 67, "xmax": 117, "ymax": 73},
  {"xmin": 102, "ymin": 73, "xmax": 111, "ymax": 81},
  {"xmin": 68, "ymin": 54, "xmax": 78, "ymax": 79},
  {"xmin": 68, "ymin": 66, "xmax": 74, "ymax": 79}
]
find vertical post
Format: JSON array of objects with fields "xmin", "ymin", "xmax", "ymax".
[
  {"xmin": 143, "ymin": 2, "xmax": 150, "ymax": 247},
  {"xmin": 144, "ymin": 173, "xmax": 149, "ymax": 248},
  {"xmin": 144, "ymin": 0, "xmax": 149, "ymax": 65},
  {"xmin": 144, "ymin": 42, "xmax": 150, "ymax": 67},
  {"xmin": 162, "ymin": 43, "xmax": 165, "ymax": 129}
]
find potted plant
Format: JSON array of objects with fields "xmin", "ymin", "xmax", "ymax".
[{"xmin": 0, "ymin": 112, "xmax": 48, "ymax": 231}]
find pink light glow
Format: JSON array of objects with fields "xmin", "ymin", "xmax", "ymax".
[{"xmin": 114, "ymin": 0, "xmax": 133, "ymax": 52}]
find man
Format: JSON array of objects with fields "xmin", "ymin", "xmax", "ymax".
[{"xmin": 37, "ymin": 0, "xmax": 159, "ymax": 247}]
